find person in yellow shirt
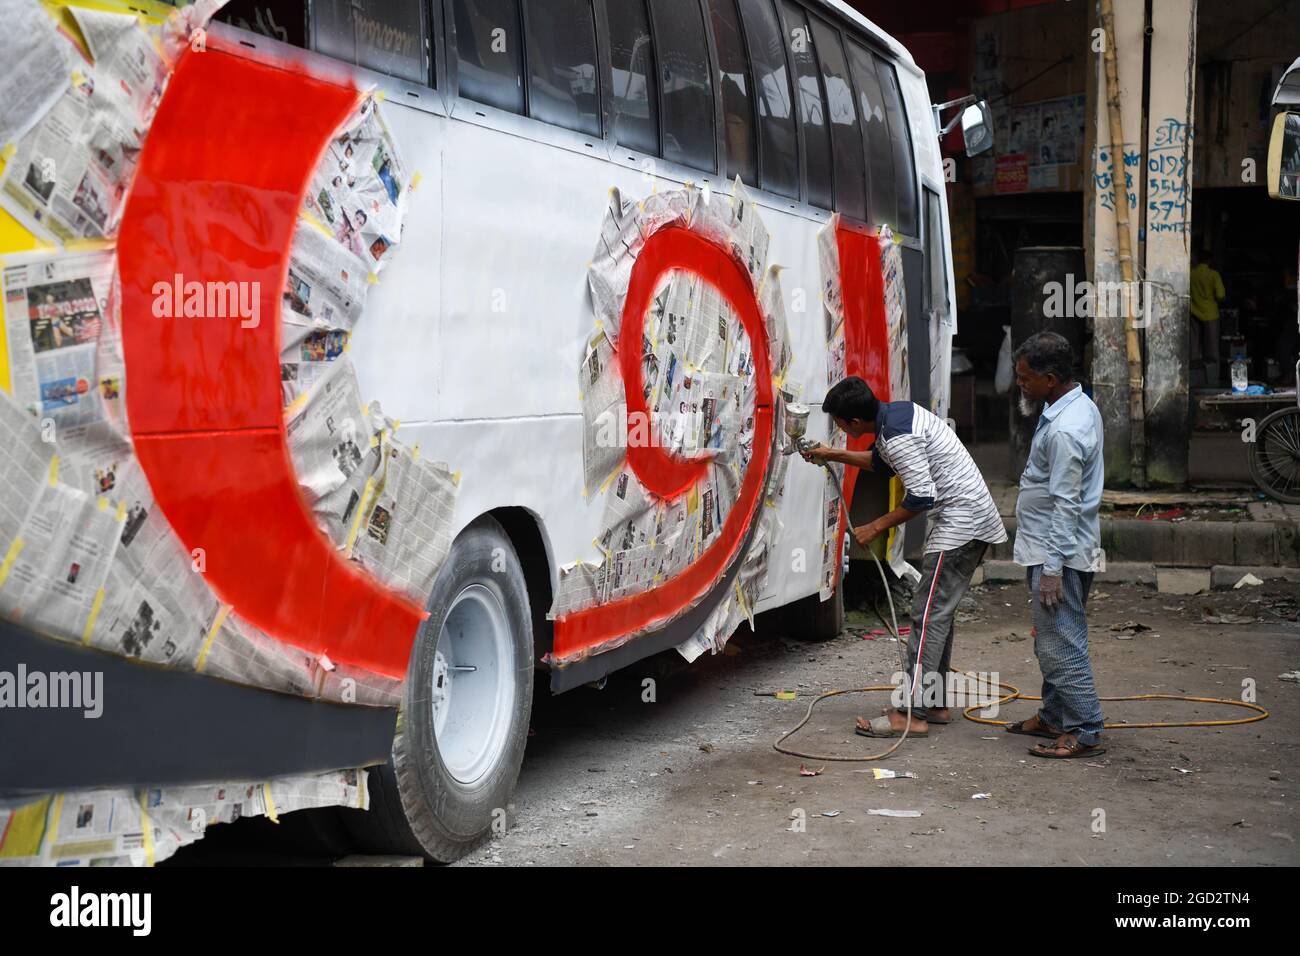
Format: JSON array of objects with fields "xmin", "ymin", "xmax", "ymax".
[{"xmin": 1190, "ymin": 251, "xmax": 1226, "ymax": 385}]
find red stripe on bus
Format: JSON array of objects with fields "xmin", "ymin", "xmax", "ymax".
[
  {"xmin": 118, "ymin": 48, "xmax": 425, "ymax": 679},
  {"xmin": 554, "ymin": 226, "xmax": 773, "ymax": 658},
  {"xmin": 831, "ymin": 223, "xmax": 891, "ymax": 582}
]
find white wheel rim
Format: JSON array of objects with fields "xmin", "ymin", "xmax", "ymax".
[{"xmin": 430, "ymin": 583, "xmax": 517, "ymax": 786}]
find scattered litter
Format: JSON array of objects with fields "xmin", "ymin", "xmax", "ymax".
[
  {"xmin": 980, "ymin": 735, "xmax": 1000, "ymax": 740},
  {"xmin": 1171, "ymin": 767, "xmax": 1194, "ymax": 775},
  {"xmin": 854, "ymin": 768, "xmax": 917, "ymax": 779},
  {"xmin": 1233, "ymin": 573, "xmax": 1264, "ymax": 589},
  {"xmin": 1279, "ymin": 672, "xmax": 1300, "ymax": 683},
  {"xmin": 754, "ymin": 690, "xmax": 798, "ymax": 699},
  {"xmin": 1270, "ymin": 771, "xmax": 1282, "ymax": 781},
  {"xmin": 799, "ymin": 765, "xmax": 824, "ymax": 777},
  {"xmin": 1110, "ymin": 621, "xmax": 1151, "ymax": 634},
  {"xmin": 821, "ymin": 810, "xmax": 842, "ymax": 818},
  {"xmin": 698, "ymin": 743, "xmax": 715, "ymax": 753},
  {"xmin": 1200, "ymin": 608, "xmax": 1254, "ymax": 625},
  {"xmin": 867, "ymin": 809, "xmax": 922, "ymax": 818},
  {"xmin": 972, "ymin": 793, "xmax": 991, "ymax": 800}
]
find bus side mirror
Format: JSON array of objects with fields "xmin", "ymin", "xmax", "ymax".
[
  {"xmin": 1267, "ymin": 111, "xmax": 1300, "ymax": 201},
  {"xmin": 962, "ymin": 101, "xmax": 993, "ymax": 157}
]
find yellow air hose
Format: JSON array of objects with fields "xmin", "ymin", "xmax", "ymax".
[{"xmin": 773, "ymin": 482, "xmax": 1270, "ymax": 762}]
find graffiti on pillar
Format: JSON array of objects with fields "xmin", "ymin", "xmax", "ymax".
[
  {"xmin": 1093, "ymin": 144, "xmax": 1140, "ymax": 213},
  {"xmin": 1147, "ymin": 117, "xmax": 1192, "ymax": 234}
]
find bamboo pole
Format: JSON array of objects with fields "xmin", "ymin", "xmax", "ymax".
[{"xmin": 1099, "ymin": 0, "xmax": 1147, "ymax": 487}]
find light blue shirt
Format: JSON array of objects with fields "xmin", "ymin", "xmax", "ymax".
[{"xmin": 1014, "ymin": 385, "xmax": 1104, "ymax": 575}]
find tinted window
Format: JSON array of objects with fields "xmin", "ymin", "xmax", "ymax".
[
  {"xmin": 607, "ymin": 0, "xmax": 659, "ymax": 155},
  {"xmin": 453, "ymin": 0, "xmax": 524, "ymax": 113},
  {"xmin": 219, "ymin": 1, "xmax": 308, "ymax": 48},
  {"xmin": 649, "ymin": 0, "xmax": 716, "ymax": 171},
  {"xmin": 878, "ymin": 58, "xmax": 918, "ymax": 236},
  {"xmin": 845, "ymin": 38, "xmax": 894, "ymax": 228},
  {"xmin": 525, "ymin": 0, "xmax": 600, "ymax": 135},
  {"xmin": 809, "ymin": 16, "xmax": 865, "ymax": 219},
  {"xmin": 314, "ymin": 0, "xmax": 428, "ymax": 84},
  {"xmin": 738, "ymin": 0, "xmax": 798, "ymax": 198},
  {"xmin": 780, "ymin": 1, "xmax": 832, "ymax": 208},
  {"xmin": 924, "ymin": 188, "xmax": 947, "ymax": 316},
  {"xmin": 705, "ymin": 0, "xmax": 756, "ymax": 185}
]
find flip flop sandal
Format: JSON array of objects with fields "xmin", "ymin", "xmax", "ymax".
[
  {"xmin": 881, "ymin": 707, "xmax": 950, "ymax": 725},
  {"xmin": 1028, "ymin": 738, "xmax": 1106, "ymax": 759},
  {"xmin": 855, "ymin": 715, "xmax": 928, "ymax": 739},
  {"xmin": 1004, "ymin": 718, "xmax": 1061, "ymax": 739}
]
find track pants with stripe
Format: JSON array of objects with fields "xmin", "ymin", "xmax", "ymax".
[{"xmin": 899, "ymin": 538, "xmax": 989, "ymax": 720}]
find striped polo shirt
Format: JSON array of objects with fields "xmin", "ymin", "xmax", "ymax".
[{"xmin": 871, "ymin": 401, "xmax": 1007, "ymax": 554}]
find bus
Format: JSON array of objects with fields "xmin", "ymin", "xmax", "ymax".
[{"xmin": 0, "ymin": 0, "xmax": 986, "ymax": 863}]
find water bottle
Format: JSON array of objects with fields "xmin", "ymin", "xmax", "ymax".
[{"xmin": 1230, "ymin": 354, "xmax": 1248, "ymax": 394}]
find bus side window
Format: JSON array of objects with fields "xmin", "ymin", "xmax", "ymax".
[
  {"xmin": 648, "ymin": 0, "xmax": 717, "ymax": 173},
  {"xmin": 845, "ymin": 38, "xmax": 896, "ymax": 230},
  {"xmin": 605, "ymin": 0, "xmax": 660, "ymax": 156},
  {"xmin": 524, "ymin": 0, "xmax": 601, "ymax": 136},
  {"xmin": 217, "ymin": 1, "xmax": 308, "ymax": 49},
  {"xmin": 313, "ymin": 0, "xmax": 430, "ymax": 86},
  {"xmin": 878, "ymin": 58, "xmax": 918, "ymax": 237},
  {"xmin": 704, "ymin": 0, "xmax": 757, "ymax": 186},
  {"xmin": 738, "ymin": 0, "xmax": 798, "ymax": 199},
  {"xmin": 808, "ymin": 15, "xmax": 866, "ymax": 221},
  {"xmin": 924, "ymin": 187, "xmax": 948, "ymax": 318},
  {"xmin": 779, "ymin": 1, "xmax": 832, "ymax": 209},
  {"xmin": 451, "ymin": 0, "xmax": 525, "ymax": 114}
]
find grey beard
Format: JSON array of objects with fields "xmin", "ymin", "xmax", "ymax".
[{"xmin": 1018, "ymin": 394, "xmax": 1043, "ymax": 418}]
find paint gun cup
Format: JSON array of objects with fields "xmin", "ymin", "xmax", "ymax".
[{"xmin": 783, "ymin": 402, "xmax": 811, "ymax": 457}]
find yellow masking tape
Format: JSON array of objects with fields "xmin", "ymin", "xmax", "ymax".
[
  {"xmin": 81, "ymin": 586, "xmax": 105, "ymax": 644},
  {"xmin": 48, "ymin": 456, "xmax": 59, "ymax": 486},
  {"xmin": 0, "ymin": 796, "xmax": 52, "ymax": 857},
  {"xmin": 344, "ymin": 477, "xmax": 376, "ymax": 552},
  {"xmin": 263, "ymin": 784, "xmax": 279, "ymax": 824},
  {"xmin": 195, "ymin": 604, "xmax": 232, "ymax": 673},
  {"xmin": 138, "ymin": 791, "xmax": 155, "ymax": 866},
  {"xmin": 0, "ymin": 538, "xmax": 26, "ymax": 589}
]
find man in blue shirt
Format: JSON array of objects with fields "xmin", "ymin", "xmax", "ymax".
[{"xmin": 1008, "ymin": 332, "xmax": 1107, "ymax": 759}]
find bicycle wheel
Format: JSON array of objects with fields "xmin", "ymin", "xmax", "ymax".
[{"xmin": 1249, "ymin": 407, "xmax": 1300, "ymax": 503}]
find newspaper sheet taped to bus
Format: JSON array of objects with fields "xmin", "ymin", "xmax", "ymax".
[
  {"xmin": 0, "ymin": 767, "xmax": 368, "ymax": 866},
  {"xmin": 559, "ymin": 180, "xmax": 795, "ymax": 663},
  {"xmin": 0, "ymin": 2, "xmax": 456, "ymax": 709}
]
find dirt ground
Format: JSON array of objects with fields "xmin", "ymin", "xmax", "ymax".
[{"xmin": 457, "ymin": 577, "xmax": 1299, "ymax": 867}]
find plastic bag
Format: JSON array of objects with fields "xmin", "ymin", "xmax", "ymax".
[{"xmin": 995, "ymin": 325, "xmax": 1014, "ymax": 394}]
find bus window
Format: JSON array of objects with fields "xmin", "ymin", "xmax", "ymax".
[
  {"xmin": 809, "ymin": 15, "xmax": 865, "ymax": 220},
  {"xmin": 216, "ymin": 1, "xmax": 308, "ymax": 49},
  {"xmin": 648, "ymin": 0, "xmax": 716, "ymax": 172},
  {"xmin": 313, "ymin": 0, "xmax": 429, "ymax": 86},
  {"xmin": 845, "ymin": 38, "xmax": 895, "ymax": 229},
  {"xmin": 606, "ymin": 0, "xmax": 660, "ymax": 156},
  {"xmin": 524, "ymin": 0, "xmax": 601, "ymax": 136},
  {"xmin": 738, "ymin": 0, "xmax": 798, "ymax": 199},
  {"xmin": 924, "ymin": 187, "xmax": 947, "ymax": 317},
  {"xmin": 779, "ymin": 1, "xmax": 832, "ymax": 209},
  {"xmin": 878, "ymin": 58, "xmax": 918, "ymax": 236},
  {"xmin": 704, "ymin": 0, "xmax": 757, "ymax": 186},
  {"xmin": 452, "ymin": 0, "xmax": 525, "ymax": 114}
]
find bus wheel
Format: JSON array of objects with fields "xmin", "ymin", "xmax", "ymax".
[{"xmin": 349, "ymin": 516, "xmax": 534, "ymax": 862}]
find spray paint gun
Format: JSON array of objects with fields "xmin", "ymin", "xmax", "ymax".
[{"xmin": 783, "ymin": 402, "xmax": 851, "ymax": 579}]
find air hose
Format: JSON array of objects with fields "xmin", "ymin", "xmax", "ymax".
[{"xmin": 772, "ymin": 465, "xmax": 1270, "ymax": 763}]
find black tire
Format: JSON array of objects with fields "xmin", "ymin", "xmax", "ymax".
[
  {"xmin": 346, "ymin": 515, "xmax": 535, "ymax": 862},
  {"xmin": 1249, "ymin": 407, "xmax": 1300, "ymax": 504},
  {"xmin": 785, "ymin": 583, "xmax": 845, "ymax": 642}
]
